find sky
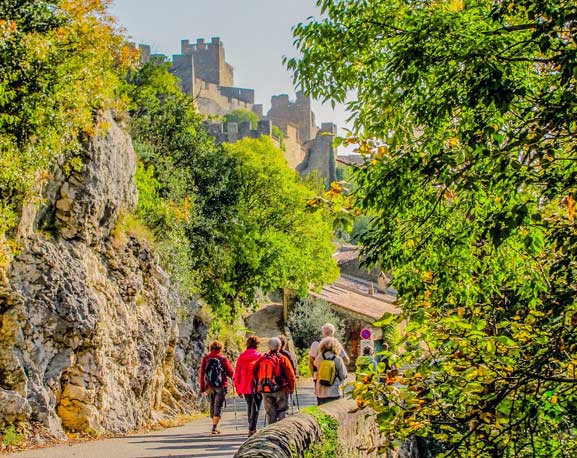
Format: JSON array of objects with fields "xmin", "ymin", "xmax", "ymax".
[{"xmin": 109, "ymin": 0, "xmax": 353, "ymax": 139}]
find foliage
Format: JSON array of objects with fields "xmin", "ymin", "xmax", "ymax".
[
  {"xmin": 272, "ymin": 124, "xmax": 286, "ymax": 151},
  {"xmin": 349, "ymin": 216, "xmax": 370, "ymax": 245},
  {"xmin": 1, "ymin": 425, "xmax": 22, "ymax": 447},
  {"xmin": 0, "ymin": 0, "xmax": 134, "ymax": 269},
  {"xmin": 223, "ymin": 108, "xmax": 259, "ymax": 129},
  {"xmin": 288, "ymin": 296, "xmax": 343, "ymax": 349},
  {"xmin": 301, "ymin": 406, "xmax": 341, "ymax": 458},
  {"xmin": 192, "ymin": 137, "xmax": 338, "ymax": 319},
  {"xmin": 297, "ymin": 348, "xmax": 312, "ymax": 378},
  {"xmin": 289, "ymin": 0, "xmax": 577, "ymax": 456},
  {"xmin": 127, "ymin": 62, "xmax": 220, "ymax": 302}
]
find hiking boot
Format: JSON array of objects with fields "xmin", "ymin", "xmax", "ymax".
[{"xmin": 211, "ymin": 428, "xmax": 221, "ymax": 434}]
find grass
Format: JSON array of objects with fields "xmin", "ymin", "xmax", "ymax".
[{"xmin": 300, "ymin": 406, "xmax": 342, "ymax": 458}]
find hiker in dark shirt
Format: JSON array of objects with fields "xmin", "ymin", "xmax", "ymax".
[
  {"xmin": 278, "ymin": 335, "xmax": 298, "ymax": 377},
  {"xmin": 200, "ymin": 340, "xmax": 234, "ymax": 434}
]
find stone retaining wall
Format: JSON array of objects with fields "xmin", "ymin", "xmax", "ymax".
[{"xmin": 234, "ymin": 399, "xmax": 384, "ymax": 458}]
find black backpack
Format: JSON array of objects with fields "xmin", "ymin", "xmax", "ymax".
[{"xmin": 204, "ymin": 357, "xmax": 225, "ymax": 388}]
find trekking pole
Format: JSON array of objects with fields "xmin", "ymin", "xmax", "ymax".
[
  {"xmin": 294, "ymin": 385, "xmax": 300, "ymax": 412},
  {"xmin": 290, "ymin": 394, "xmax": 295, "ymax": 416},
  {"xmin": 233, "ymin": 395, "xmax": 238, "ymax": 430}
]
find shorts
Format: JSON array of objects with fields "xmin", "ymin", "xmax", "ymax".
[{"xmin": 208, "ymin": 388, "xmax": 226, "ymax": 418}]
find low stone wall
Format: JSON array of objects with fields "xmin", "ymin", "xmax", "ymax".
[{"xmin": 234, "ymin": 399, "xmax": 384, "ymax": 458}]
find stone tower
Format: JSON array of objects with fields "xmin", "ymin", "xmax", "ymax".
[
  {"xmin": 267, "ymin": 91, "xmax": 318, "ymax": 143},
  {"xmin": 180, "ymin": 37, "xmax": 234, "ymax": 87}
]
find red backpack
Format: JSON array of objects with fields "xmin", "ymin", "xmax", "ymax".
[{"xmin": 256, "ymin": 352, "xmax": 282, "ymax": 393}]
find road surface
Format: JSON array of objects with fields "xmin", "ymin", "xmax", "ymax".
[{"xmin": 5, "ymin": 382, "xmax": 316, "ymax": 458}]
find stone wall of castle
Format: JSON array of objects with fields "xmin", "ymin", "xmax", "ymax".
[
  {"xmin": 180, "ymin": 37, "xmax": 234, "ymax": 87},
  {"xmin": 282, "ymin": 123, "xmax": 308, "ymax": 169},
  {"xmin": 268, "ymin": 91, "xmax": 318, "ymax": 144},
  {"xmin": 194, "ymin": 79, "xmax": 257, "ymax": 116},
  {"xmin": 139, "ymin": 37, "xmax": 338, "ymax": 186},
  {"xmin": 299, "ymin": 123, "xmax": 337, "ymax": 186},
  {"xmin": 206, "ymin": 120, "xmax": 272, "ymax": 144}
]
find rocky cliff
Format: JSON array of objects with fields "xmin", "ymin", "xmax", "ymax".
[{"xmin": 0, "ymin": 113, "xmax": 207, "ymax": 440}]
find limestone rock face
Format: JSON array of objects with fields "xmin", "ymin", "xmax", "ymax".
[{"xmin": 0, "ymin": 113, "xmax": 207, "ymax": 439}]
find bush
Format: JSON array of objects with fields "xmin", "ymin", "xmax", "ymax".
[
  {"xmin": 1, "ymin": 425, "xmax": 23, "ymax": 447},
  {"xmin": 287, "ymin": 296, "xmax": 343, "ymax": 350},
  {"xmin": 297, "ymin": 348, "xmax": 312, "ymax": 378}
]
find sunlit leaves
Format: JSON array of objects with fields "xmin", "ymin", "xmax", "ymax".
[
  {"xmin": 0, "ymin": 0, "xmax": 134, "ymax": 269},
  {"xmin": 291, "ymin": 0, "xmax": 577, "ymax": 456}
]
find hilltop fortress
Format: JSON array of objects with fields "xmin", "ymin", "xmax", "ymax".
[{"xmin": 139, "ymin": 38, "xmax": 336, "ymax": 184}]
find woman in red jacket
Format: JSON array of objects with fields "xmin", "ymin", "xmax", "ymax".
[
  {"xmin": 200, "ymin": 340, "xmax": 234, "ymax": 434},
  {"xmin": 234, "ymin": 335, "xmax": 261, "ymax": 437}
]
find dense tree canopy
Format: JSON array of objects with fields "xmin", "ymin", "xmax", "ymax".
[
  {"xmin": 289, "ymin": 0, "xmax": 577, "ymax": 456},
  {"xmin": 198, "ymin": 137, "xmax": 339, "ymax": 318}
]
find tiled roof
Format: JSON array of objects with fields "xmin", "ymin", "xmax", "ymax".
[
  {"xmin": 311, "ymin": 277, "xmax": 398, "ymax": 321},
  {"xmin": 333, "ymin": 249, "xmax": 360, "ymax": 266}
]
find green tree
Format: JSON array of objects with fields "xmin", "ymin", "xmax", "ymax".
[
  {"xmin": 287, "ymin": 296, "xmax": 343, "ymax": 349},
  {"xmin": 192, "ymin": 137, "xmax": 339, "ymax": 319},
  {"xmin": 223, "ymin": 109, "xmax": 259, "ymax": 129},
  {"xmin": 128, "ymin": 61, "xmax": 233, "ymax": 301},
  {"xmin": 129, "ymin": 66, "xmax": 337, "ymax": 321},
  {"xmin": 289, "ymin": 0, "xmax": 577, "ymax": 456}
]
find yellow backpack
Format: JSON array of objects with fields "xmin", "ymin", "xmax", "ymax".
[{"xmin": 318, "ymin": 352, "xmax": 337, "ymax": 386}]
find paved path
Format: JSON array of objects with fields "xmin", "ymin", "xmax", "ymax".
[{"xmin": 5, "ymin": 382, "xmax": 316, "ymax": 458}]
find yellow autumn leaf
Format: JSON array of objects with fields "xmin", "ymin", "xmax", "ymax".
[
  {"xmin": 562, "ymin": 195, "xmax": 576, "ymax": 221},
  {"xmin": 376, "ymin": 145, "xmax": 388, "ymax": 158},
  {"xmin": 447, "ymin": 137, "xmax": 459, "ymax": 147}
]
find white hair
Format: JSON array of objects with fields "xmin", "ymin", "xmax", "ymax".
[
  {"xmin": 269, "ymin": 337, "xmax": 281, "ymax": 351},
  {"xmin": 321, "ymin": 323, "xmax": 336, "ymax": 337}
]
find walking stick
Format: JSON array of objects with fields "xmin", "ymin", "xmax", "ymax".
[
  {"xmin": 294, "ymin": 385, "xmax": 300, "ymax": 412},
  {"xmin": 290, "ymin": 394, "xmax": 295, "ymax": 416},
  {"xmin": 233, "ymin": 395, "xmax": 238, "ymax": 430}
]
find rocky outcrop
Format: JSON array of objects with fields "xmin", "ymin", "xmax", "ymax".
[{"xmin": 0, "ymin": 113, "xmax": 207, "ymax": 439}]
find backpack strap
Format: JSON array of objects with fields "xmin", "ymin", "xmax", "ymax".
[{"xmin": 322, "ymin": 351, "xmax": 336, "ymax": 361}]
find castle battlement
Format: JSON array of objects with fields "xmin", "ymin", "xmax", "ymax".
[{"xmin": 138, "ymin": 37, "xmax": 337, "ymax": 186}]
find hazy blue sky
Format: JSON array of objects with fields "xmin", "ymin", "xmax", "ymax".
[{"xmin": 110, "ymin": 0, "xmax": 352, "ymax": 137}]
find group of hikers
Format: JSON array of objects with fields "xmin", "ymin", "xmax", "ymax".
[{"xmin": 199, "ymin": 322, "xmax": 354, "ymax": 437}]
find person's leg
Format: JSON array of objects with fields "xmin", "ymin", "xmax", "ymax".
[
  {"xmin": 211, "ymin": 388, "xmax": 225, "ymax": 433},
  {"xmin": 245, "ymin": 394, "xmax": 257, "ymax": 435},
  {"xmin": 244, "ymin": 395, "xmax": 253, "ymax": 426},
  {"xmin": 253, "ymin": 393, "xmax": 262, "ymax": 427},
  {"xmin": 262, "ymin": 393, "xmax": 275, "ymax": 425},
  {"xmin": 276, "ymin": 391, "xmax": 290, "ymax": 421}
]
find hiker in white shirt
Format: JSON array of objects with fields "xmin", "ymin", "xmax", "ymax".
[{"xmin": 308, "ymin": 323, "xmax": 350, "ymax": 382}]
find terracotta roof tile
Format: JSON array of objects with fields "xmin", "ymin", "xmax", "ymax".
[{"xmin": 311, "ymin": 277, "xmax": 398, "ymax": 321}]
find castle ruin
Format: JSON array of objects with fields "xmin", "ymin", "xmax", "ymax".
[{"xmin": 138, "ymin": 38, "xmax": 336, "ymax": 185}]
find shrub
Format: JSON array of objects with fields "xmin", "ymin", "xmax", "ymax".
[
  {"xmin": 1, "ymin": 425, "xmax": 23, "ymax": 447},
  {"xmin": 287, "ymin": 297, "xmax": 343, "ymax": 349}
]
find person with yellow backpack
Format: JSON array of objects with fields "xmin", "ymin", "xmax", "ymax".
[{"xmin": 314, "ymin": 337, "xmax": 348, "ymax": 405}]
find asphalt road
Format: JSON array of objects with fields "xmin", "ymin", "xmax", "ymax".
[{"xmin": 5, "ymin": 382, "xmax": 316, "ymax": 458}]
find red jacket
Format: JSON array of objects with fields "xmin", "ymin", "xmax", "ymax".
[
  {"xmin": 200, "ymin": 351, "xmax": 234, "ymax": 393},
  {"xmin": 234, "ymin": 348, "xmax": 261, "ymax": 395},
  {"xmin": 252, "ymin": 351, "xmax": 296, "ymax": 393}
]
